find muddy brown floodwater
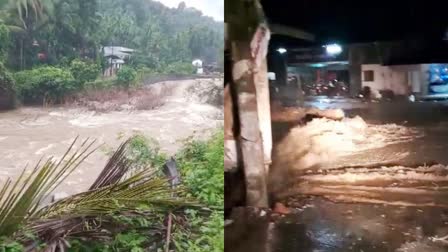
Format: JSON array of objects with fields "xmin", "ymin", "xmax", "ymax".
[
  {"xmin": 0, "ymin": 79, "xmax": 223, "ymax": 196},
  {"xmin": 226, "ymin": 97, "xmax": 448, "ymax": 252}
]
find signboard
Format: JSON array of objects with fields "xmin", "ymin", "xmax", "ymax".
[
  {"xmin": 428, "ymin": 64, "xmax": 448, "ymax": 94},
  {"xmin": 287, "ymin": 46, "xmax": 348, "ymax": 64}
]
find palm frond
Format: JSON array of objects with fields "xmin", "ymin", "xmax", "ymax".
[
  {"xmin": 0, "ymin": 137, "xmax": 97, "ymax": 237},
  {"xmin": 5, "ymin": 137, "xmax": 202, "ymax": 251},
  {"xmin": 89, "ymin": 138, "xmax": 133, "ymax": 190},
  {"xmin": 35, "ymin": 170, "xmax": 198, "ymax": 220},
  {"xmin": 9, "ymin": 0, "xmax": 53, "ymax": 27},
  {"xmin": 5, "ymin": 24, "xmax": 26, "ymax": 33}
]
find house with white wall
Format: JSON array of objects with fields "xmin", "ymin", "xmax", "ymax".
[
  {"xmin": 361, "ymin": 64, "xmax": 430, "ymax": 96},
  {"xmin": 103, "ymin": 46, "xmax": 135, "ymax": 77}
]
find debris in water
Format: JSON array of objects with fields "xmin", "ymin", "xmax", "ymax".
[{"xmin": 273, "ymin": 202, "xmax": 291, "ymax": 215}]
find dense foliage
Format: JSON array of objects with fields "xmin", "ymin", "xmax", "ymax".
[
  {"xmin": 0, "ymin": 0, "xmax": 222, "ymax": 106},
  {"xmin": 127, "ymin": 134, "xmax": 167, "ymax": 173},
  {"xmin": 69, "ymin": 59, "xmax": 101, "ymax": 86},
  {"xmin": 173, "ymin": 131, "xmax": 224, "ymax": 251},
  {"xmin": 178, "ymin": 131, "xmax": 224, "ymax": 206},
  {"xmin": 116, "ymin": 65, "xmax": 137, "ymax": 88},
  {"xmin": 0, "ymin": 0, "xmax": 223, "ymax": 71},
  {"xmin": 165, "ymin": 62, "xmax": 196, "ymax": 75},
  {"xmin": 0, "ymin": 24, "xmax": 9, "ymax": 62},
  {"xmin": 14, "ymin": 66, "xmax": 74, "ymax": 103},
  {"xmin": 0, "ymin": 62, "xmax": 16, "ymax": 108}
]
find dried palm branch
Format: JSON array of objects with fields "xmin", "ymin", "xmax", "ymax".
[
  {"xmin": 89, "ymin": 138, "xmax": 133, "ymax": 190},
  {"xmin": 0, "ymin": 137, "xmax": 97, "ymax": 237},
  {"xmin": 11, "ymin": 137, "xmax": 201, "ymax": 252}
]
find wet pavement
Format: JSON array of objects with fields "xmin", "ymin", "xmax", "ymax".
[
  {"xmin": 226, "ymin": 198, "xmax": 448, "ymax": 252},
  {"xmin": 225, "ymin": 96, "xmax": 448, "ymax": 251}
]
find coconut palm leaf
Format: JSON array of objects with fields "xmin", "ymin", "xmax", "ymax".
[
  {"xmin": 1, "ymin": 0, "xmax": 54, "ymax": 29},
  {"xmin": 89, "ymin": 138, "xmax": 133, "ymax": 190},
  {"xmin": 0, "ymin": 137, "xmax": 97, "ymax": 237},
  {"xmin": 4, "ymin": 24, "xmax": 25, "ymax": 33},
  {"xmin": 7, "ymin": 137, "xmax": 201, "ymax": 251}
]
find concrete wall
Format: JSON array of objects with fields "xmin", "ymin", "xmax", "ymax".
[
  {"xmin": 361, "ymin": 64, "xmax": 425, "ymax": 95},
  {"xmin": 349, "ymin": 44, "xmax": 382, "ymax": 96}
]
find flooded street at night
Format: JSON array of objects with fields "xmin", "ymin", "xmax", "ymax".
[{"xmin": 226, "ymin": 97, "xmax": 448, "ymax": 251}]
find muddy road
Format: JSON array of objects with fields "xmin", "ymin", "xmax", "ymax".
[{"xmin": 0, "ymin": 79, "xmax": 223, "ymax": 196}]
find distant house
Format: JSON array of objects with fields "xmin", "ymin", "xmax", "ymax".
[
  {"xmin": 103, "ymin": 46, "xmax": 135, "ymax": 76},
  {"xmin": 192, "ymin": 59, "xmax": 203, "ymax": 74}
]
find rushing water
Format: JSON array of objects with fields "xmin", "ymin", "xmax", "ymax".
[
  {"xmin": 0, "ymin": 80, "xmax": 223, "ymax": 196},
  {"xmin": 226, "ymin": 97, "xmax": 448, "ymax": 251}
]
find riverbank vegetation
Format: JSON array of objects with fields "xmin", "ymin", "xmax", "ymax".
[
  {"xmin": 0, "ymin": 0, "xmax": 223, "ymax": 107},
  {"xmin": 0, "ymin": 131, "xmax": 224, "ymax": 251}
]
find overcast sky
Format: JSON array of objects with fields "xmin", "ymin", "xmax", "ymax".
[{"xmin": 154, "ymin": 0, "xmax": 224, "ymax": 21}]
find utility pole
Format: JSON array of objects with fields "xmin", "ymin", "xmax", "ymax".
[{"xmin": 227, "ymin": 0, "xmax": 271, "ymax": 208}]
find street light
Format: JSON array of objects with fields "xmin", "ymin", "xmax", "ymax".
[
  {"xmin": 277, "ymin": 48, "xmax": 287, "ymax": 54},
  {"xmin": 325, "ymin": 44, "xmax": 342, "ymax": 55}
]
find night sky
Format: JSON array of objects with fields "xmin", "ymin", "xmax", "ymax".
[{"xmin": 261, "ymin": 0, "xmax": 448, "ymax": 47}]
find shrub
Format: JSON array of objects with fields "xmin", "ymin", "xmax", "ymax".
[
  {"xmin": 121, "ymin": 131, "xmax": 224, "ymax": 252},
  {"xmin": 0, "ymin": 24, "xmax": 10, "ymax": 62},
  {"xmin": 84, "ymin": 78, "xmax": 117, "ymax": 90},
  {"xmin": 177, "ymin": 130, "xmax": 224, "ymax": 206},
  {"xmin": 127, "ymin": 134, "xmax": 166, "ymax": 172},
  {"xmin": 163, "ymin": 62, "xmax": 195, "ymax": 75},
  {"xmin": 117, "ymin": 66, "xmax": 137, "ymax": 89},
  {"xmin": 173, "ymin": 130, "xmax": 224, "ymax": 252},
  {"xmin": 0, "ymin": 62, "xmax": 16, "ymax": 109},
  {"xmin": 0, "ymin": 237, "xmax": 24, "ymax": 252},
  {"xmin": 135, "ymin": 67, "xmax": 158, "ymax": 83},
  {"xmin": 14, "ymin": 66, "xmax": 75, "ymax": 104},
  {"xmin": 69, "ymin": 59, "xmax": 101, "ymax": 87},
  {"xmin": 130, "ymin": 54, "xmax": 160, "ymax": 70}
]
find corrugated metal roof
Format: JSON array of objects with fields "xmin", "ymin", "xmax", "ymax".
[{"xmin": 103, "ymin": 46, "xmax": 135, "ymax": 58}]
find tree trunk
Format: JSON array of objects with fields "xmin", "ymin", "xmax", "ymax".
[{"xmin": 20, "ymin": 39, "xmax": 24, "ymax": 70}]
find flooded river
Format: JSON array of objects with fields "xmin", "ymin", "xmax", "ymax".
[{"xmin": 0, "ymin": 79, "xmax": 223, "ymax": 195}]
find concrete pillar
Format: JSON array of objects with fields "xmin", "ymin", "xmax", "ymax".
[
  {"xmin": 227, "ymin": 0, "xmax": 270, "ymax": 207},
  {"xmin": 231, "ymin": 40, "xmax": 268, "ymax": 208},
  {"xmin": 255, "ymin": 59, "xmax": 272, "ymax": 170},
  {"xmin": 349, "ymin": 46, "xmax": 362, "ymax": 96},
  {"xmin": 421, "ymin": 64, "xmax": 430, "ymax": 95}
]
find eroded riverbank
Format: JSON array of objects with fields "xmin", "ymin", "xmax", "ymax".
[{"xmin": 0, "ymin": 79, "xmax": 223, "ymax": 195}]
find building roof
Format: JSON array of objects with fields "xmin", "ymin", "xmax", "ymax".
[{"xmin": 103, "ymin": 46, "xmax": 135, "ymax": 58}]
